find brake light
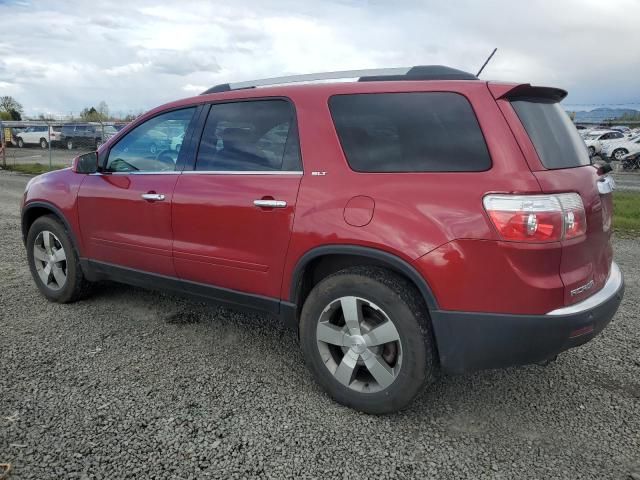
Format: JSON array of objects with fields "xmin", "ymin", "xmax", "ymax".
[{"xmin": 483, "ymin": 193, "xmax": 586, "ymax": 243}]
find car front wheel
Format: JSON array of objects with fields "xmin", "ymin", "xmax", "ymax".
[
  {"xmin": 40, "ymin": 138, "xmax": 48, "ymax": 149},
  {"xmin": 26, "ymin": 215, "xmax": 90, "ymax": 303},
  {"xmin": 300, "ymin": 266, "xmax": 435, "ymax": 414}
]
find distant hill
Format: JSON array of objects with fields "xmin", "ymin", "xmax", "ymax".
[{"xmin": 571, "ymin": 108, "xmax": 639, "ymax": 123}]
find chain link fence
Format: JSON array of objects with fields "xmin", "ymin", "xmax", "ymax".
[{"xmin": 0, "ymin": 120, "xmax": 129, "ymax": 170}]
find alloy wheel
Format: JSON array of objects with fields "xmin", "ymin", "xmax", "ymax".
[
  {"xmin": 33, "ymin": 230, "xmax": 67, "ymax": 291},
  {"xmin": 316, "ymin": 296, "xmax": 402, "ymax": 393}
]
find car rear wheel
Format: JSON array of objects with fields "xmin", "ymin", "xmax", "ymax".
[
  {"xmin": 300, "ymin": 266, "xmax": 435, "ymax": 414},
  {"xmin": 26, "ymin": 215, "xmax": 91, "ymax": 303},
  {"xmin": 613, "ymin": 148, "xmax": 628, "ymax": 161},
  {"xmin": 40, "ymin": 138, "xmax": 48, "ymax": 149},
  {"xmin": 17, "ymin": 138, "xmax": 24, "ymax": 148}
]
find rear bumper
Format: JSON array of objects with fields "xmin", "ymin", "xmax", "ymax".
[{"xmin": 431, "ymin": 262, "xmax": 624, "ymax": 374}]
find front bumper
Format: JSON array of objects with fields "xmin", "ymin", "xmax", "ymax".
[{"xmin": 430, "ymin": 262, "xmax": 624, "ymax": 374}]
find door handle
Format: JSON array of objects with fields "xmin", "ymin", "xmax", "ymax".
[
  {"xmin": 253, "ymin": 199, "xmax": 287, "ymax": 208},
  {"xmin": 141, "ymin": 193, "xmax": 166, "ymax": 201}
]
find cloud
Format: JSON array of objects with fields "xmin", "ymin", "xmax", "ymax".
[{"xmin": 0, "ymin": 0, "xmax": 638, "ymax": 117}]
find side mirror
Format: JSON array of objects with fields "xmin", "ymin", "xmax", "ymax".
[{"xmin": 73, "ymin": 152, "xmax": 99, "ymax": 174}]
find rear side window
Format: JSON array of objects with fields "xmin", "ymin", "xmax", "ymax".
[
  {"xmin": 328, "ymin": 92, "xmax": 491, "ymax": 172},
  {"xmin": 511, "ymin": 100, "xmax": 590, "ymax": 169},
  {"xmin": 195, "ymin": 99, "xmax": 301, "ymax": 172}
]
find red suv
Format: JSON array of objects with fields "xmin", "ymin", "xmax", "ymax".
[{"xmin": 21, "ymin": 66, "xmax": 624, "ymax": 413}]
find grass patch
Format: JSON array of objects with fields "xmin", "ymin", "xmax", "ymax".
[
  {"xmin": 1, "ymin": 163, "xmax": 66, "ymax": 175},
  {"xmin": 613, "ymin": 191, "xmax": 640, "ymax": 235}
]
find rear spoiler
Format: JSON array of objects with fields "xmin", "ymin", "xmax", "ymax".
[{"xmin": 488, "ymin": 83, "xmax": 568, "ymax": 103}]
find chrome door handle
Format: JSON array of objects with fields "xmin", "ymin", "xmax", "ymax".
[
  {"xmin": 141, "ymin": 193, "xmax": 165, "ymax": 201},
  {"xmin": 253, "ymin": 199, "xmax": 287, "ymax": 208}
]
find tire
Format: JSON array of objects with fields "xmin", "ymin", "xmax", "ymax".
[
  {"xmin": 299, "ymin": 266, "xmax": 435, "ymax": 414},
  {"xmin": 26, "ymin": 215, "xmax": 90, "ymax": 303},
  {"xmin": 588, "ymin": 146, "xmax": 595, "ymax": 157},
  {"xmin": 40, "ymin": 138, "xmax": 48, "ymax": 149},
  {"xmin": 612, "ymin": 148, "xmax": 628, "ymax": 161},
  {"xmin": 17, "ymin": 137, "xmax": 24, "ymax": 148},
  {"xmin": 66, "ymin": 139, "xmax": 74, "ymax": 150}
]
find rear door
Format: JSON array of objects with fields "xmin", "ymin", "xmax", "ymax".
[
  {"xmin": 77, "ymin": 107, "xmax": 197, "ymax": 276},
  {"xmin": 499, "ymin": 91, "xmax": 613, "ymax": 306},
  {"xmin": 171, "ymin": 98, "xmax": 302, "ymax": 299}
]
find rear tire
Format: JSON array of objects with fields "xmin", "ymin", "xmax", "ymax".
[
  {"xmin": 26, "ymin": 215, "xmax": 91, "ymax": 303},
  {"xmin": 613, "ymin": 148, "xmax": 628, "ymax": 161},
  {"xmin": 40, "ymin": 138, "xmax": 48, "ymax": 149},
  {"xmin": 299, "ymin": 266, "xmax": 435, "ymax": 414},
  {"xmin": 17, "ymin": 137, "xmax": 24, "ymax": 148}
]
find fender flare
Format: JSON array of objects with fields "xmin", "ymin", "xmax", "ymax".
[
  {"xmin": 288, "ymin": 244, "xmax": 439, "ymax": 311},
  {"xmin": 21, "ymin": 201, "xmax": 82, "ymax": 255}
]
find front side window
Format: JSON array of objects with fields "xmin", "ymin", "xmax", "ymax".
[
  {"xmin": 106, "ymin": 108, "xmax": 195, "ymax": 173},
  {"xmin": 329, "ymin": 92, "xmax": 491, "ymax": 172},
  {"xmin": 195, "ymin": 99, "xmax": 301, "ymax": 171}
]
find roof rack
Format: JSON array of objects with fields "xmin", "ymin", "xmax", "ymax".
[{"xmin": 201, "ymin": 65, "xmax": 477, "ymax": 94}]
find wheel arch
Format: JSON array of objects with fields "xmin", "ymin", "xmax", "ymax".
[
  {"xmin": 22, "ymin": 202, "xmax": 81, "ymax": 255},
  {"xmin": 289, "ymin": 245, "xmax": 439, "ymax": 315}
]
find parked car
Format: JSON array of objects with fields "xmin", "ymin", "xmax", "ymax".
[
  {"xmin": 621, "ymin": 151, "xmax": 640, "ymax": 170},
  {"xmin": 21, "ymin": 65, "xmax": 624, "ymax": 414},
  {"xmin": 583, "ymin": 129, "xmax": 625, "ymax": 157},
  {"xmin": 15, "ymin": 125, "xmax": 61, "ymax": 148},
  {"xmin": 60, "ymin": 124, "xmax": 105, "ymax": 150},
  {"xmin": 600, "ymin": 134, "xmax": 640, "ymax": 161}
]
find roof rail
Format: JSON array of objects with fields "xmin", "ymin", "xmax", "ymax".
[{"xmin": 201, "ymin": 65, "xmax": 477, "ymax": 94}]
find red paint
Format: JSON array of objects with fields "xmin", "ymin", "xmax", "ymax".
[{"xmin": 22, "ymin": 78, "xmax": 614, "ymax": 315}]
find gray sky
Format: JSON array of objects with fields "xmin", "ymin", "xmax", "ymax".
[{"xmin": 1, "ymin": 0, "xmax": 639, "ymax": 118}]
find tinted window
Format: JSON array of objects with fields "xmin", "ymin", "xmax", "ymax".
[
  {"xmin": 511, "ymin": 100, "xmax": 590, "ymax": 169},
  {"xmin": 328, "ymin": 92, "xmax": 491, "ymax": 172},
  {"xmin": 195, "ymin": 100, "xmax": 301, "ymax": 171},
  {"xmin": 106, "ymin": 108, "xmax": 195, "ymax": 173}
]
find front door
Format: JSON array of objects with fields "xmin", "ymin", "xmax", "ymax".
[
  {"xmin": 172, "ymin": 99, "xmax": 303, "ymax": 299},
  {"xmin": 77, "ymin": 107, "xmax": 196, "ymax": 277}
]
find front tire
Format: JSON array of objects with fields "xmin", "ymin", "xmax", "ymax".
[
  {"xmin": 26, "ymin": 215, "xmax": 90, "ymax": 303},
  {"xmin": 40, "ymin": 138, "xmax": 48, "ymax": 149},
  {"xmin": 17, "ymin": 137, "xmax": 24, "ymax": 148},
  {"xmin": 300, "ymin": 266, "xmax": 435, "ymax": 414}
]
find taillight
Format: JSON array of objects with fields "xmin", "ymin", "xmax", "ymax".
[{"xmin": 483, "ymin": 193, "xmax": 586, "ymax": 243}]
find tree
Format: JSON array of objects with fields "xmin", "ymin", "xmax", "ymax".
[
  {"xmin": 0, "ymin": 96, "xmax": 24, "ymax": 117},
  {"xmin": 97, "ymin": 101, "xmax": 109, "ymax": 120},
  {"xmin": 80, "ymin": 103, "xmax": 109, "ymax": 122}
]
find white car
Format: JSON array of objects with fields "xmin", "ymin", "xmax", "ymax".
[
  {"xmin": 582, "ymin": 130, "xmax": 625, "ymax": 157},
  {"xmin": 15, "ymin": 125, "xmax": 62, "ymax": 148},
  {"xmin": 600, "ymin": 134, "xmax": 640, "ymax": 161}
]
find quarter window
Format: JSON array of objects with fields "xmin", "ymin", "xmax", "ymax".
[
  {"xmin": 329, "ymin": 92, "xmax": 491, "ymax": 172},
  {"xmin": 195, "ymin": 100, "xmax": 301, "ymax": 171},
  {"xmin": 106, "ymin": 108, "xmax": 195, "ymax": 173}
]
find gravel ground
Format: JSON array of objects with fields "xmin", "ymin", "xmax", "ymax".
[{"xmin": 1, "ymin": 170, "xmax": 639, "ymax": 479}]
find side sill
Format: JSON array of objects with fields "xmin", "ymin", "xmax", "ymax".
[{"xmin": 80, "ymin": 259, "xmax": 297, "ymax": 329}]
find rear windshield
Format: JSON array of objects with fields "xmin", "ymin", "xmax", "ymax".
[
  {"xmin": 329, "ymin": 92, "xmax": 491, "ymax": 172},
  {"xmin": 511, "ymin": 99, "xmax": 590, "ymax": 169}
]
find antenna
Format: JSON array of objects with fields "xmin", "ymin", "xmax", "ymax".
[{"xmin": 476, "ymin": 48, "xmax": 497, "ymax": 77}]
